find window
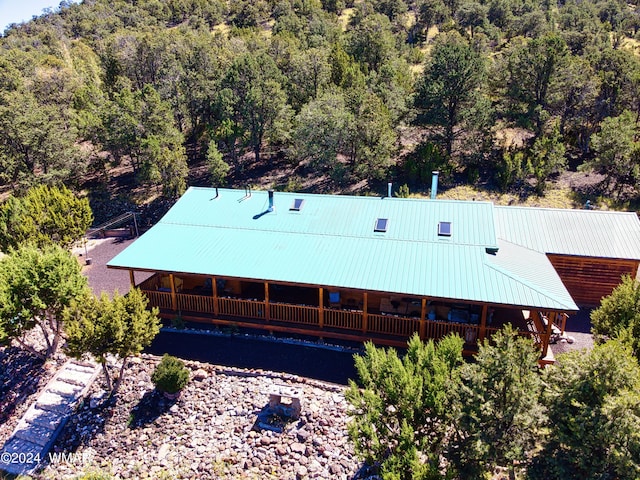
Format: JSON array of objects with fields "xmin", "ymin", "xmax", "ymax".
[
  {"xmin": 375, "ymin": 218, "xmax": 389, "ymax": 232},
  {"xmin": 438, "ymin": 221, "xmax": 452, "ymax": 236},
  {"xmin": 290, "ymin": 198, "xmax": 305, "ymax": 211}
]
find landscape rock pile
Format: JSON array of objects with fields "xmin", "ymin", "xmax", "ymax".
[{"xmin": 41, "ymin": 354, "xmax": 360, "ymax": 479}]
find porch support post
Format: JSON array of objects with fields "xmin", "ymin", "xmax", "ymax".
[
  {"xmin": 169, "ymin": 274, "xmax": 177, "ymax": 311},
  {"xmin": 318, "ymin": 287, "xmax": 324, "ymax": 329},
  {"xmin": 560, "ymin": 313, "xmax": 567, "ymax": 335},
  {"xmin": 419, "ymin": 298, "xmax": 427, "ymax": 339},
  {"xmin": 362, "ymin": 292, "xmax": 368, "ymax": 334},
  {"xmin": 129, "ymin": 270, "xmax": 135, "ymax": 288},
  {"xmin": 541, "ymin": 310, "xmax": 553, "ymax": 359},
  {"xmin": 211, "ymin": 276, "xmax": 219, "ymax": 317},
  {"xmin": 264, "ymin": 281, "xmax": 270, "ymax": 322},
  {"xmin": 479, "ymin": 305, "xmax": 488, "ymax": 342}
]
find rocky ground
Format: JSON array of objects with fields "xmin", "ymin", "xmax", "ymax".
[
  {"xmin": 39, "ymin": 355, "xmax": 359, "ymax": 480},
  {"xmin": 0, "ymin": 334, "xmax": 65, "ymax": 451}
]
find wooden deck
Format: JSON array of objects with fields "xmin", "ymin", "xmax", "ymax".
[
  {"xmin": 142, "ymin": 288, "xmax": 545, "ymax": 354},
  {"xmin": 134, "ymin": 272, "xmax": 560, "ymax": 362}
]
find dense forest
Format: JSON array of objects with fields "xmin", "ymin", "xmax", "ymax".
[{"xmin": 1, "ymin": 0, "xmax": 640, "ymax": 217}]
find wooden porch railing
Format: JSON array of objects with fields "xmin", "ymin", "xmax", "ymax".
[
  {"xmin": 324, "ymin": 308, "xmax": 363, "ymax": 330},
  {"xmin": 368, "ymin": 313, "xmax": 420, "ymax": 337},
  {"xmin": 140, "ymin": 288, "xmax": 545, "ymax": 348},
  {"xmin": 177, "ymin": 293, "xmax": 216, "ymax": 315},
  {"xmin": 144, "ymin": 290, "xmax": 173, "ymax": 310},
  {"xmin": 269, "ymin": 303, "xmax": 319, "ymax": 325},
  {"xmin": 218, "ymin": 297, "xmax": 265, "ymax": 319},
  {"xmin": 422, "ymin": 320, "xmax": 481, "ymax": 343}
]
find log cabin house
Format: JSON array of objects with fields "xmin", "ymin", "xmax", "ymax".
[{"xmin": 107, "ymin": 187, "xmax": 640, "ymax": 363}]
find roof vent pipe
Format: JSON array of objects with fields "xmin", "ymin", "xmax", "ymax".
[
  {"xmin": 388, "ymin": 182, "xmax": 392, "ymax": 198},
  {"xmin": 430, "ymin": 171, "xmax": 439, "ymax": 200},
  {"xmin": 215, "ymin": 187, "xmax": 219, "ymax": 199},
  {"xmin": 268, "ymin": 190, "xmax": 274, "ymax": 212}
]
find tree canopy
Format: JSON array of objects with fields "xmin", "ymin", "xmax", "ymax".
[
  {"xmin": 64, "ymin": 288, "xmax": 161, "ymax": 393},
  {"xmin": 346, "ymin": 333, "xmax": 464, "ymax": 479},
  {"xmin": 0, "ymin": 0, "xmax": 637, "ymax": 199},
  {"xmin": 0, "ymin": 184, "xmax": 93, "ymax": 252},
  {"xmin": 0, "ymin": 244, "xmax": 89, "ymax": 358},
  {"xmin": 591, "ymin": 274, "xmax": 640, "ymax": 361}
]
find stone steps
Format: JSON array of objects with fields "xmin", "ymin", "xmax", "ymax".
[{"xmin": 0, "ymin": 359, "xmax": 100, "ymax": 476}]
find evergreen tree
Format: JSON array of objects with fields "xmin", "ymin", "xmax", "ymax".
[
  {"xmin": 415, "ymin": 33, "xmax": 487, "ymax": 157},
  {"xmin": 530, "ymin": 340, "xmax": 640, "ymax": 479},
  {"xmin": 0, "ymin": 184, "xmax": 93, "ymax": 252},
  {"xmin": 64, "ymin": 289, "xmax": 161, "ymax": 393},
  {"xmin": 346, "ymin": 333, "xmax": 464, "ymax": 479},
  {"xmin": 450, "ymin": 324, "xmax": 545, "ymax": 479},
  {"xmin": 0, "ymin": 245, "xmax": 90, "ymax": 359},
  {"xmin": 591, "ymin": 275, "xmax": 640, "ymax": 361},
  {"xmin": 207, "ymin": 141, "xmax": 230, "ymax": 186}
]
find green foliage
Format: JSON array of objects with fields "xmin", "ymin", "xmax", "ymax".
[
  {"xmin": 529, "ymin": 121, "xmax": 566, "ymax": 194},
  {"xmin": 584, "ymin": 110, "xmax": 640, "ymax": 198},
  {"xmin": 2, "ymin": 0, "xmax": 640, "ymax": 204},
  {"xmin": 0, "ymin": 61, "xmax": 86, "ymax": 189},
  {"xmin": 451, "ymin": 324, "xmax": 545, "ymax": 478},
  {"xmin": 504, "ymin": 33, "xmax": 568, "ymax": 127},
  {"xmin": 352, "ymin": 93, "xmax": 397, "ymax": 181},
  {"xmin": 290, "ymin": 89, "xmax": 354, "ymax": 172},
  {"xmin": 73, "ymin": 469, "xmax": 114, "ymax": 480},
  {"xmin": 99, "ymin": 83, "xmax": 188, "ymax": 197},
  {"xmin": 591, "ymin": 275, "xmax": 640, "ymax": 361},
  {"xmin": 415, "ymin": 33, "xmax": 487, "ymax": 157},
  {"xmin": 222, "ymin": 51, "xmax": 290, "ymax": 166},
  {"xmin": 345, "ymin": 333, "xmax": 464, "ymax": 479},
  {"xmin": 206, "ymin": 142, "xmax": 230, "ymax": 186},
  {"xmin": 64, "ymin": 288, "xmax": 161, "ymax": 393},
  {"xmin": 396, "ymin": 184, "xmax": 410, "ymax": 198},
  {"xmin": 530, "ymin": 340, "xmax": 640, "ymax": 479},
  {"xmin": 404, "ymin": 141, "xmax": 452, "ymax": 187},
  {"xmin": 0, "ymin": 184, "xmax": 93, "ymax": 251},
  {"xmin": 496, "ymin": 148, "xmax": 527, "ymax": 191},
  {"xmin": 0, "ymin": 245, "xmax": 89, "ymax": 358},
  {"xmin": 346, "ymin": 12, "xmax": 396, "ymax": 73},
  {"xmin": 152, "ymin": 354, "xmax": 190, "ymax": 394}
]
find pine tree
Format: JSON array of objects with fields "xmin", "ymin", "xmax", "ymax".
[{"xmin": 345, "ymin": 333, "xmax": 464, "ymax": 479}]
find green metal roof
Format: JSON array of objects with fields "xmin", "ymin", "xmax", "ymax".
[
  {"xmin": 495, "ymin": 206, "xmax": 640, "ymax": 260},
  {"xmin": 108, "ymin": 187, "xmax": 578, "ymax": 311}
]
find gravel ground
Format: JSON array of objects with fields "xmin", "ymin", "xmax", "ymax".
[
  {"xmin": 549, "ymin": 308, "xmax": 594, "ymax": 358},
  {"xmin": 75, "ymin": 237, "xmax": 151, "ymax": 297}
]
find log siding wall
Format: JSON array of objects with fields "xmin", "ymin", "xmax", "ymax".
[{"xmin": 548, "ymin": 255, "xmax": 640, "ymax": 306}]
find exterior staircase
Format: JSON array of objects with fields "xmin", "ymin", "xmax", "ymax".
[{"xmin": 0, "ymin": 359, "xmax": 100, "ymax": 476}]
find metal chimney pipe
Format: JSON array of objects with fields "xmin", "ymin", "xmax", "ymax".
[
  {"xmin": 430, "ymin": 171, "xmax": 439, "ymax": 199},
  {"xmin": 268, "ymin": 190, "xmax": 274, "ymax": 212},
  {"xmin": 215, "ymin": 187, "xmax": 219, "ymax": 199},
  {"xmin": 388, "ymin": 182, "xmax": 392, "ymax": 198}
]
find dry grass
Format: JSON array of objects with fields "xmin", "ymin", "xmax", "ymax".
[
  {"xmin": 433, "ymin": 185, "xmax": 580, "ymax": 209},
  {"xmin": 338, "ymin": 7, "xmax": 355, "ymax": 31}
]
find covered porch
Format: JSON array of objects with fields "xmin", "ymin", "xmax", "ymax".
[{"xmin": 133, "ymin": 271, "xmax": 567, "ymax": 362}]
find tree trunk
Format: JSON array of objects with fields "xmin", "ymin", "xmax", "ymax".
[
  {"xmin": 49, "ymin": 313, "xmax": 61, "ymax": 358},
  {"xmin": 37, "ymin": 319, "xmax": 53, "ymax": 359},
  {"xmin": 112, "ymin": 355, "xmax": 129, "ymax": 394},
  {"xmin": 102, "ymin": 360, "xmax": 113, "ymax": 392}
]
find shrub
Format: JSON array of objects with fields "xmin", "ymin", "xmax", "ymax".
[{"xmin": 151, "ymin": 355, "xmax": 190, "ymax": 394}]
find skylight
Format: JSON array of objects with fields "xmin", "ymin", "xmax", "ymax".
[
  {"xmin": 290, "ymin": 198, "xmax": 305, "ymax": 211},
  {"xmin": 375, "ymin": 218, "xmax": 389, "ymax": 232},
  {"xmin": 438, "ymin": 221, "xmax": 452, "ymax": 236}
]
